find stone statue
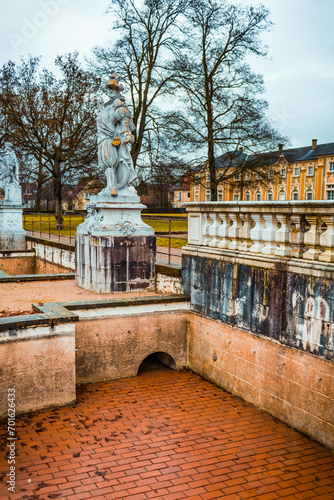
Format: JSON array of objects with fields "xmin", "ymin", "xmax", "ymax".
[
  {"xmin": 0, "ymin": 142, "xmax": 20, "ymax": 186},
  {"xmin": 97, "ymin": 73, "xmax": 136, "ymax": 197},
  {"xmin": 0, "ymin": 142, "xmax": 21, "ymax": 205}
]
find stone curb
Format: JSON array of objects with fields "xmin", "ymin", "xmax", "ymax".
[{"xmin": 0, "ymin": 294, "xmax": 189, "ymax": 331}]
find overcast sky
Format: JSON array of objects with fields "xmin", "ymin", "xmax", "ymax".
[{"xmin": 0, "ymin": 0, "xmax": 333, "ymax": 149}]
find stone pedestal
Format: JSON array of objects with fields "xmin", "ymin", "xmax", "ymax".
[
  {"xmin": 75, "ymin": 189, "xmax": 156, "ymax": 293},
  {"xmin": 0, "ymin": 202, "xmax": 26, "ymax": 250}
]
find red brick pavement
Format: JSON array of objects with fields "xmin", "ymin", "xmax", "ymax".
[{"xmin": 1, "ymin": 363, "xmax": 334, "ymax": 500}]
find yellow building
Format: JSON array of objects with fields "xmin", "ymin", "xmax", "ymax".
[{"xmin": 191, "ymin": 140, "xmax": 334, "ymax": 202}]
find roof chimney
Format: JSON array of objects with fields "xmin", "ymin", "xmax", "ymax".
[
  {"xmin": 312, "ymin": 139, "xmax": 317, "ymax": 149},
  {"xmin": 278, "ymin": 144, "xmax": 283, "ymax": 154}
]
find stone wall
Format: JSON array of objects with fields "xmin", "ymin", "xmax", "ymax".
[
  {"xmin": 27, "ymin": 236, "xmax": 75, "ymax": 270},
  {"xmin": 189, "ymin": 313, "xmax": 334, "ymax": 450},
  {"xmin": 182, "ymin": 254, "xmax": 334, "ymax": 360},
  {"xmin": 0, "ymin": 323, "xmax": 76, "ymax": 418},
  {"xmin": 182, "ymin": 201, "xmax": 334, "ymax": 450},
  {"xmin": 75, "ymin": 307, "xmax": 189, "ymax": 383},
  {"xmin": 0, "ymin": 250, "xmax": 36, "ymax": 275}
]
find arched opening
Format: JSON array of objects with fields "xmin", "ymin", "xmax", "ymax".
[{"xmin": 137, "ymin": 352, "xmax": 177, "ymax": 375}]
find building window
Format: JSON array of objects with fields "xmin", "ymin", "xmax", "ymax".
[
  {"xmin": 293, "ymin": 168, "xmax": 299, "ymax": 177},
  {"xmin": 218, "ymin": 190, "xmax": 223, "ymax": 201},
  {"xmin": 234, "ymin": 172, "xmax": 240, "ymax": 181},
  {"xmin": 269, "ymin": 170, "xmax": 274, "ymax": 179},
  {"xmin": 255, "ymin": 192, "xmax": 261, "ymax": 201},
  {"xmin": 279, "ymin": 191, "xmax": 286, "ymax": 200},
  {"xmin": 187, "ymin": 191, "xmax": 190, "ymax": 199},
  {"xmin": 178, "ymin": 192, "xmax": 182, "ymax": 201},
  {"xmin": 206, "ymin": 191, "xmax": 211, "ymax": 201},
  {"xmin": 195, "ymin": 193, "xmax": 199, "ymax": 202},
  {"xmin": 308, "ymin": 166, "xmax": 313, "ymax": 175},
  {"xmin": 267, "ymin": 192, "xmax": 273, "ymax": 201},
  {"xmin": 306, "ymin": 190, "xmax": 313, "ymax": 200},
  {"xmin": 280, "ymin": 169, "xmax": 286, "ymax": 178},
  {"xmin": 292, "ymin": 191, "xmax": 299, "ymax": 200},
  {"xmin": 329, "ymin": 162, "xmax": 334, "ymax": 172},
  {"xmin": 234, "ymin": 195, "xmax": 239, "ymax": 201},
  {"xmin": 245, "ymin": 192, "xmax": 250, "ymax": 201},
  {"xmin": 327, "ymin": 185, "xmax": 334, "ymax": 200}
]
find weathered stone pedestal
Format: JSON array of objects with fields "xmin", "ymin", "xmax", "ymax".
[
  {"xmin": 0, "ymin": 185, "xmax": 26, "ymax": 250},
  {"xmin": 75, "ymin": 189, "xmax": 156, "ymax": 293}
]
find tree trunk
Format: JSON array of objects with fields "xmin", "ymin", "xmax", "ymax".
[
  {"xmin": 53, "ymin": 158, "xmax": 63, "ymax": 229},
  {"xmin": 35, "ymin": 159, "xmax": 44, "ymax": 212}
]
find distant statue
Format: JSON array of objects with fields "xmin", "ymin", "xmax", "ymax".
[
  {"xmin": 0, "ymin": 142, "xmax": 20, "ymax": 187},
  {"xmin": 0, "ymin": 142, "xmax": 21, "ymax": 204},
  {"xmin": 97, "ymin": 73, "xmax": 136, "ymax": 196}
]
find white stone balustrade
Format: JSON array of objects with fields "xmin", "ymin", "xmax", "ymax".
[{"xmin": 185, "ymin": 201, "xmax": 334, "ymax": 263}]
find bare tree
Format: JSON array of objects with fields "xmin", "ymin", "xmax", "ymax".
[
  {"xmin": 165, "ymin": 0, "xmax": 286, "ymax": 200},
  {"xmin": 0, "ymin": 54, "xmax": 99, "ymax": 226},
  {"xmin": 88, "ymin": 0, "xmax": 188, "ymax": 169}
]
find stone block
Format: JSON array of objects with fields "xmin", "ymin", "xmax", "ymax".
[{"xmin": 76, "ymin": 234, "xmax": 156, "ymax": 293}]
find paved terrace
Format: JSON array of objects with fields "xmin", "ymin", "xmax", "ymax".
[{"xmin": 1, "ymin": 363, "xmax": 333, "ymax": 500}]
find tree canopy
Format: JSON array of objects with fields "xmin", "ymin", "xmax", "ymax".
[
  {"xmin": 88, "ymin": 0, "xmax": 188, "ymax": 169},
  {"xmin": 0, "ymin": 53, "xmax": 99, "ymax": 224},
  {"xmin": 164, "ymin": 0, "xmax": 285, "ymax": 199}
]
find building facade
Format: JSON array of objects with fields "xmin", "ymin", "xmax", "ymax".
[{"xmin": 191, "ymin": 140, "xmax": 334, "ymax": 202}]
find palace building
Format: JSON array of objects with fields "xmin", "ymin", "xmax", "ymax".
[{"xmin": 191, "ymin": 139, "xmax": 334, "ymax": 202}]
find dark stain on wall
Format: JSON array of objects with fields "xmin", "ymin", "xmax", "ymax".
[{"xmin": 182, "ymin": 254, "xmax": 334, "ymax": 360}]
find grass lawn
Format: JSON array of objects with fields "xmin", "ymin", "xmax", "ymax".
[{"xmin": 23, "ymin": 213, "xmax": 188, "ymax": 248}]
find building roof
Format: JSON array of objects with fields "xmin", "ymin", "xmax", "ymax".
[{"xmin": 210, "ymin": 141, "xmax": 334, "ymax": 171}]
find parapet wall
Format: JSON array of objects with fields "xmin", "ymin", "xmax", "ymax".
[
  {"xmin": 183, "ymin": 201, "xmax": 334, "ymax": 360},
  {"xmin": 0, "ymin": 296, "xmax": 189, "ymax": 419},
  {"xmin": 182, "ymin": 201, "xmax": 334, "ymax": 449}
]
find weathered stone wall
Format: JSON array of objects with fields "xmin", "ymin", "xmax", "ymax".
[
  {"xmin": 75, "ymin": 305, "xmax": 189, "ymax": 383},
  {"xmin": 27, "ymin": 236, "xmax": 75, "ymax": 270},
  {"xmin": 0, "ymin": 250, "xmax": 36, "ymax": 275},
  {"xmin": 155, "ymin": 263, "xmax": 182, "ymax": 294},
  {"xmin": 182, "ymin": 253, "xmax": 334, "ymax": 361},
  {"xmin": 0, "ymin": 324, "xmax": 76, "ymax": 418},
  {"xmin": 75, "ymin": 234, "xmax": 156, "ymax": 293},
  {"xmin": 189, "ymin": 313, "xmax": 334, "ymax": 450}
]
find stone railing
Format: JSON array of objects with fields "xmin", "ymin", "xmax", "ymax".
[{"xmin": 184, "ymin": 201, "xmax": 334, "ymax": 262}]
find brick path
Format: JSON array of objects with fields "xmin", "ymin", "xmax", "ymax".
[{"xmin": 1, "ymin": 363, "xmax": 333, "ymax": 500}]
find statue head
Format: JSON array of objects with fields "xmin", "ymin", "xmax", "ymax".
[{"xmin": 105, "ymin": 72, "xmax": 124, "ymax": 93}]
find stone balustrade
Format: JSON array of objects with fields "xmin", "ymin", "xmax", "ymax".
[{"xmin": 185, "ymin": 201, "xmax": 334, "ymax": 262}]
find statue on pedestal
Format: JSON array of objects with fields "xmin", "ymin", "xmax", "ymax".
[
  {"xmin": 97, "ymin": 73, "xmax": 137, "ymax": 197},
  {"xmin": 75, "ymin": 71, "xmax": 155, "ymax": 293},
  {"xmin": 0, "ymin": 142, "xmax": 22, "ymax": 205}
]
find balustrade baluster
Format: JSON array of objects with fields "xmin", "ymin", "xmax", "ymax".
[
  {"xmin": 228, "ymin": 213, "xmax": 242, "ymax": 250},
  {"xmin": 217, "ymin": 213, "xmax": 231, "ymax": 249},
  {"xmin": 303, "ymin": 215, "xmax": 321, "ymax": 260},
  {"xmin": 290, "ymin": 214, "xmax": 304, "ymax": 258},
  {"xmin": 249, "ymin": 213, "xmax": 265, "ymax": 253},
  {"xmin": 319, "ymin": 215, "xmax": 334, "ymax": 262},
  {"xmin": 208, "ymin": 213, "xmax": 221, "ymax": 247},
  {"xmin": 238, "ymin": 213, "xmax": 253, "ymax": 251},
  {"xmin": 275, "ymin": 214, "xmax": 292, "ymax": 257},
  {"xmin": 262, "ymin": 213, "xmax": 278, "ymax": 255},
  {"xmin": 202, "ymin": 213, "xmax": 213, "ymax": 246}
]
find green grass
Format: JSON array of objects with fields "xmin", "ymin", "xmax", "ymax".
[{"xmin": 23, "ymin": 213, "xmax": 188, "ymax": 248}]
